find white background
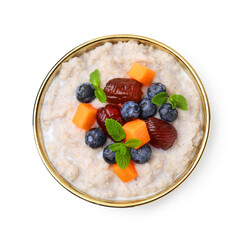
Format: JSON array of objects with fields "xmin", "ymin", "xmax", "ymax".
[{"xmin": 1, "ymin": 0, "xmax": 248, "ymax": 239}]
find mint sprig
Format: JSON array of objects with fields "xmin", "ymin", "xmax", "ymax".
[
  {"xmin": 152, "ymin": 92, "xmax": 188, "ymax": 110},
  {"xmin": 105, "ymin": 119, "xmax": 141, "ymax": 169},
  {"xmin": 108, "ymin": 139, "xmax": 141, "ymax": 169},
  {"xmin": 108, "ymin": 138, "xmax": 141, "ymax": 169},
  {"xmin": 89, "ymin": 69, "xmax": 106, "ymax": 103}
]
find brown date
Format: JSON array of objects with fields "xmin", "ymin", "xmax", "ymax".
[
  {"xmin": 97, "ymin": 104, "xmax": 126, "ymax": 139},
  {"xmin": 104, "ymin": 78, "xmax": 143, "ymax": 104},
  {"xmin": 145, "ymin": 117, "xmax": 177, "ymax": 150}
]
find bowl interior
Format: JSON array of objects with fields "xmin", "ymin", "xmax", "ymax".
[{"xmin": 33, "ymin": 35, "xmax": 210, "ymax": 207}]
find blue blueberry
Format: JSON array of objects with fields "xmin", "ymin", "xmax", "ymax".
[
  {"xmin": 121, "ymin": 101, "xmax": 141, "ymax": 121},
  {"xmin": 76, "ymin": 83, "xmax": 95, "ymax": 103},
  {"xmin": 139, "ymin": 98, "xmax": 157, "ymax": 120},
  {"xmin": 103, "ymin": 144, "xmax": 116, "ymax": 164},
  {"xmin": 131, "ymin": 144, "xmax": 152, "ymax": 164},
  {"xmin": 85, "ymin": 128, "xmax": 107, "ymax": 148},
  {"xmin": 159, "ymin": 103, "xmax": 178, "ymax": 122},
  {"xmin": 147, "ymin": 83, "xmax": 167, "ymax": 100}
]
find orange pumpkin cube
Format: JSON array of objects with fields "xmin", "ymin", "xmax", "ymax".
[
  {"xmin": 72, "ymin": 103, "xmax": 97, "ymax": 130},
  {"xmin": 123, "ymin": 119, "xmax": 150, "ymax": 149},
  {"xmin": 128, "ymin": 62, "xmax": 156, "ymax": 86},
  {"xmin": 113, "ymin": 161, "xmax": 137, "ymax": 183}
]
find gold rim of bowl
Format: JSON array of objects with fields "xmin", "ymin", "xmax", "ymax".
[{"xmin": 33, "ymin": 34, "xmax": 211, "ymax": 208}]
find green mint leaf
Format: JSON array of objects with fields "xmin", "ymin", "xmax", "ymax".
[
  {"xmin": 120, "ymin": 145, "xmax": 128, "ymax": 155},
  {"xmin": 170, "ymin": 98, "xmax": 177, "ymax": 109},
  {"xmin": 108, "ymin": 142, "xmax": 128, "ymax": 155},
  {"xmin": 94, "ymin": 88, "xmax": 106, "ymax": 103},
  {"xmin": 169, "ymin": 94, "xmax": 188, "ymax": 110},
  {"xmin": 125, "ymin": 138, "xmax": 141, "ymax": 148},
  {"xmin": 89, "ymin": 69, "xmax": 100, "ymax": 89},
  {"xmin": 105, "ymin": 119, "xmax": 126, "ymax": 142},
  {"xmin": 108, "ymin": 143, "xmax": 124, "ymax": 152},
  {"xmin": 151, "ymin": 92, "xmax": 168, "ymax": 105},
  {"xmin": 115, "ymin": 150, "xmax": 131, "ymax": 169}
]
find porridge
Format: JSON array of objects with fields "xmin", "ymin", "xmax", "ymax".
[{"xmin": 40, "ymin": 41, "xmax": 203, "ymax": 200}]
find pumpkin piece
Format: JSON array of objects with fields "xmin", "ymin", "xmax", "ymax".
[
  {"xmin": 72, "ymin": 103, "xmax": 97, "ymax": 130},
  {"xmin": 113, "ymin": 161, "xmax": 137, "ymax": 183},
  {"xmin": 123, "ymin": 119, "xmax": 150, "ymax": 149},
  {"xmin": 128, "ymin": 62, "xmax": 156, "ymax": 86}
]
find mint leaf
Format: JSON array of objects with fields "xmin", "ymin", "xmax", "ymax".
[
  {"xmin": 105, "ymin": 119, "xmax": 126, "ymax": 142},
  {"xmin": 170, "ymin": 98, "xmax": 177, "ymax": 109},
  {"xmin": 152, "ymin": 92, "xmax": 168, "ymax": 105},
  {"xmin": 120, "ymin": 145, "xmax": 127, "ymax": 155},
  {"xmin": 109, "ymin": 143, "xmax": 128, "ymax": 155},
  {"xmin": 108, "ymin": 143, "xmax": 123, "ymax": 152},
  {"xmin": 169, "ymin": 94, "xmax": 188, "ymax": 110},
  {"xmin": 125, "ymin": 138, "xmax": 141, "ymax": 148},
  {"xmin": 94, "ymin": 88, "xmax": 106, "ymax": 103},
  {"xmin": 115, "ymin": 150, "xmax": 131, "ymax": 169},
  {"xmin": 89, "ymin": 69, "xmax": 100, "ymax": 89}
]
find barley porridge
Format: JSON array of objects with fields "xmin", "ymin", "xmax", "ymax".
[{"xmin": 40, "ymin": 41, "xmax": 203, "ymax": 200}]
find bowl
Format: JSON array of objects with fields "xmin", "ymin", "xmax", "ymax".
[{"xmin": 33, "ymin": 34, "xmax": 210, "ymax": 207}]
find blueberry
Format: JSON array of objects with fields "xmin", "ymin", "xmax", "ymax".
[
  {"xmin": 131, "ymin": 144, "xmax": 152, "ymax": 164},
  {"xmin": 103, "ymin": 144, "xmax": 116, "ymax": 164},
  {"xmin": 121, "ymin": 101, "xmax": 141, "ymax": 121},
  {"xmin": 159, "ymin": 103, "xmax": 178, "ymax": 122},
  {"xmin": 76, "ymin": 83, "xmax": 95, "ymax": 103},
  {"xmin": 147, "ymin": 83, "xmax": 167, "ymax": 100},
  {"xmin": 139, "ymin": 98, "xmax": 157, "ymax": 120},
  {"xmin": 85, "ymin": 128, "xmax": 107, "ymax": 148}
]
